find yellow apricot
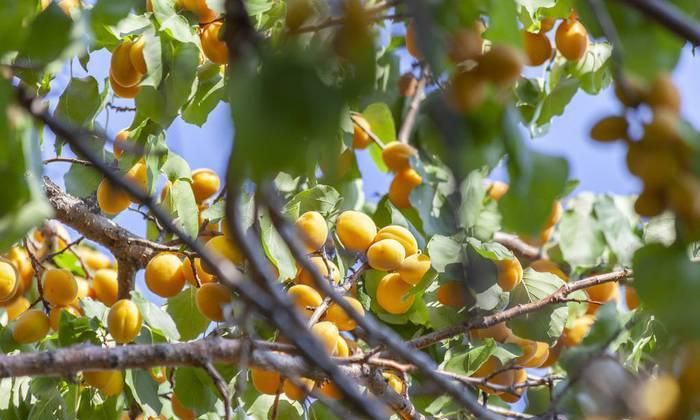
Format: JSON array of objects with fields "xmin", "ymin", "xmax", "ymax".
[
  {"xmin": 108, "ymin": 299, "xmax": 143, "ymax": 344},
  {"xmin": 92, "ymin": 268, "xmax": 119, "ymax": 306},
  {"xmin": 97, "ymin": 178, "xmax": 131, "ymax": 215},
  {"xmin": 183, "ymin": 0, "xmax": 218, "ymax": 23},
  {"xmin": 171, "ymin": 393, "xmax": 195, "ymax": 420},
  {"xmin": 667, "ymin": 174, "xmax": 700, "ymax": 220},
  {"xmin": 202, "ymin": 235, "xmax": 244, "ymax": 273},
  {"xmin": 109, "ymin": 73, "xmax": 140, "ymax": 98},
  {"xmin": 336, "ymin": 210, "xmax": 377, "ymax": 253},
  {"xmin": 49, "ymin": 305, "xmax": 81, "ymax": 331},
  {"xmin": 0, "ymin": 260, "xmax": 18, "ymax": 303},
  {"xmin": 295, "ymin": 211, "xmax": 328, "ymax": 253},
  {"xmin": 500, "ymin": 368, "xmax": 527, "ymax": 403},
  {"xmin": 78, "ymin": 247, "xmax": 112, "ymax": 271},
  {"xmin": 636, "ymin": 374, "xmax": 681, "ymax": 420},
  {"xmin": 376, "ymin": 273, "xmax": 415, "ymax": 314},
  {"xmin": 251, "ymin": 367, "xmax": 283, "ymax": 395},
  {"xmin": 529, "ymin": 259, "xmax": 567, "ymax": 281},
  {"xmin": 7, "ymin": 247, "xmax": 34, "ymax": 292},
  {"xmin": 383, "ymin": 372, "xmax": 405, "ymax": 395},
  {"xmin": 555, "ymin": 18, "xmax": 588, "ymax": 61},
  {"xmin": 437, "ymin": 280, "xmax": 471, "ymax": 308},
  {"xmin": 626, "ymin": 286, "xmax": 640, "ymax": 310},
  {"xmin": 296, "ymin": 256, "xmax": 341, "ymax": 287},
  {"xmin": 182, "ymin": 257, "xmax": 215, "ymax": 285},
  {"xmin": 352, "ymin": 115, "xmax": 372, "ymax": 149},
  {"xmin": 477, "ymin": 45, "xmax": 525, "ymax": 88},
  {"xmin": 647, "ymin": 73, "xmax": 681, "ymax": 114},
  {"xmin": 389, "ymin": 169, "xmax": 422, "ymax": 209},
  {"xmin": 506, "ymin": 335, "xmax": 550, "ymax": 368},
  {"xmin": 539, "ymin": 17, "xmax": 556, "ymax": 33},
  {"xmin": 523, "ymin": 31, "xmax": 552, "ymax": 66},
  {"xmin": 324, "ymin": 297, "xmax": 364, "ymax": 331},
  {"xmin": 84, "ymin": 370, "xmax": 123, "ymax": 396},
  {"xmin": 145, "ymin": 253, "xmax": 186, "ymax": 298},
  {"xmin": 472, "ymin": 356, "xmax": 515, "ymax": 394},
  {"xmin": 374, "ymin": 225, "xmax": 418, "ymax": 257},
  {"xmin": 335, "ymin": 336, "xmax": 350, "ymax": 357},
  {"xmin": 382, "ymin": 143, "xmax": 417, "ymax": 173},
  {"xmin": 405, "ymin": 22, "xmax": 422, "ymax": 59},
  {"xmin": 367, "ymin": 239, "xmax": 406, "ymax": 271},
  {"xmin": 560, "ymin": 314, "xmax": 595, "ymax": 347},
  {"xmin": 5, "ymin": 297, "xmax": 30, "ymax": 321},
  {"xmin": 446, "ymin": 70, "xmax": 486, "ymax": 113},
  {"xmin": 311, "ymin": 321, "xmax": 341, "ymax": 354},
  {"xmin": 585, "ymin": 281, "xmax": 618, "ymax": 314},
  {"xmin": 195, "ymin": 282, "xmax": 233, "ymax": 322},
  {"xmin": 487, "ymin": 181, "xmax": 509, "ymax": 201},
  {"xmin": 200, "ymin": 22, "xmax": 228, "ymax": 65},
  {"xmin": 545, "ymin": 201, "xmax": 563, "ymax": 228},
  {"xmin": 111, "ymin": 41, "xmax": 142, "ymax": 87},
  {"xmin": 113, "ymin": 129, "xmax": 129, "ymax": 160},
  {"xmin": 614, "ymin": 77, "xmax": 648, "ymax": 108},
  {"xmin": 470, "ymin": 322, "xmax": 512, "ymax": 343},
  {"xmin": 590, "ymin": 116, "xmax": 628, "ymax": 142},
  {"xmin": 447, "ymin": 26, "xmax": 483, "ymax": 63},
  {"xmin": 288, "ymin": 284, "xmax": 323, "ymax": 319},
  {"xmin": 540, "ymin": 341, "xmax": 562, "ymax": 368},
  {"xmin": 191, "ymin": 168, "xmax": 220, "ymax": 203},
  {"xmin": 643, "ymin": 109, "xmax": 682, "ymax": 144},
  {"xmin": 13, "ymin": 309, "xmax": 50, "ymax": 344},
  {"xmin": 42, "ymin": 268, "xmax": 78, "ymax": 306},
  {"xmin": 496, "ymin": 258, "xmax": 522, "ymax": 292},
  {"xmin": 149, "ymin": 366, "xmax": 167, "ymax": 384},
  {"xmin": 125, "ymin": 161, "xmax": 148, "ymax": 197},
  {"xmin": 283, "ymin": 378, "xmax": 314, "ymax": 401},
  {"xmin": 129, "ymin": 38, "xmax": 147, "ymax": 75},
  {"xmin": 398, "ymin": 253, "xmax": 431, "ymax": 285}
]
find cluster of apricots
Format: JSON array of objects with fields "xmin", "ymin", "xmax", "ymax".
[
  {"xmin": 523, "ymin": 16, "xmax": 589, "ymax": 66},
  {"xmin": 96, "ymin": 159, "xmax": 148, "ymax": 215},
  {"xmin": 590, "ymin": 75, "xmax": 699, "ymax": 236},
  {"xmin": 109, "ymin": 37, "xmax": 148, "ymax": 99}
]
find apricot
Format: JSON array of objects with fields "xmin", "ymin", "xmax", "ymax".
[
  {"xmin": 5, "ymin": 296, "xmax": 30, "ymax": 321},
  {"xmin": 545, "ymin": 201, "xmax": 563, "ymax": 228},
  {"xmin": 447, "ymin": 27, "xmax": 483, "ymax": 63},
  {"xmin": 200, "ymin": 22, "xmax": 228, "ymax": 65},
  {"xmin": 367, "ymin": 239, "xmax": 405, "ymax": 271},
  {"xmin": 398, "ymin": 253, "xmax": 431, "ymax": 285},
  {"xmin": 7, "ymin": 247, "xmax": 34, "ymax": 292},
  {"xmin": 130, "ymin": 37, "xmax": 147, "ymax": 74},
  {"xmin": 398, "ymin": 73, "xmax": 418, "ymax": 97},
  {"xmin": 113, "ymin": 129, "xmax": 129, "ymax": 160},
  {"xmin": 97, "ymin": 178, "xmax": 131, "ymax": 215},
  {"xmin": 635, "ymin": 188, "xmax": 666, "ymax": 218},
  {"xmin": 13, "ymin": 309, "xmax": 50, "ymax": 344},
  {"xmin": 389, "ymin": 169, "xmax": 422, "ymax": 209},
  {"xmin": 472, "ymin": 356, "xmax": 515, "ymax": 394},
  {"xmin": 311, "ymin": 321, "xmax": 340, "ymax": 354},
  {"xmin": 529, "ymin": 259, "xmax": 567, "ymax": 281},
  {"xmin": 182, "ymin": 257, "xmax": 215, "ymax": 285},
  {"xmin": 539, "ymin": 17, "xmax": 556, "ymax": 33},
  {"xmin": 477, "ymin": 45, "xmax": 524, "ymax": 88},
  {"xmin": 108, "ymin": 299, "xmax": 143, "ymax": 343},
  {"xmin": 111, "ymin": 41, "xmax": 142, "ymax": 88},
  {"xmin": 585, "ymin": 281, "xmax": 617, "ymax": 304},
  {"xmin": 126, "ymin": 161, "xmax": 148, "ymax": 196},
  {"xmin": 295, "ymin": 211, "xmax": 328, "ymax": 253},
  {"xmin": 42, "ymin": 268, "xmax": 78, "ymax": 306},
  {"xmin": 507, "ymin": 335, "xmax": 549, "ymax": 368},
  {"xmin": 251, "ymin": 367, "xmax": 283, "ymax": 395},
  {"xmin": 288, "ymin": 284, "xmax": 323, "ymax": 318},
  {"xmin": 614, "ymin": 77, "xmax": 648, "ymax": 108},
  {"xmin": 446, "ymin": 70, "xmax": 486, "ymax": 113},
  {"xmin": 667, "ymin": 174, "xmax": 700, "ymax": 219},
  {"xmin": 643, "ymin": 109, "xmax": 682, "ymax": 144},
  {"xmin": 382, "ymin": 143, "xmax": 417, "ymax": 173},
  {"xmin": 324, "ymin": 297, "xmax": 364, "ymax": 331},
  {"xmin": 374, "ymin": 225, "xmax": 418, "ymax": 256},
  {"xmin": 92, "ymin": 268, "xmax": 119, "ymax": 306},
  {"xmin": 523, "ymin": 31, "xmax": 552, "ymax": 66},
  {"xmin": 145, "ymin": 253, "xmax": 186, "ymax": 298},
  {"xmin": 351, "ymin": 115, "xmax": 372, "ymax": 149},
  {"xmin": 84, "ymin": 370, "xmax": 123, "ymax": 396},
  {"xmin": 335, "ymin": 336, "xmax": 350, "ymax": 357},
  {"xmin": 79, "ymin": 247, "xmax": 112, "ymax": 271},
  {"xmin": 636, "ymin": 374, "xmax": 681, "ymax": 420},
  {"xmin": 500, "ymin": 368, "xmax": 527, "ymax": 403},
  {"xmin": 376, "ymin": 273, "xmax": 415, "ymax": 314},
  {"xmin": 560, "ymin": 314, "xmax": 595, "ymax": 347},
  {"xmin": 149, "ymin": 366, "xmax": 167, "ymax": 384},
  {"xmin": 336, "ymin": 210, "xmax": 377, "ymax": 252},
  {"xmin": 285, "ymin": 0, "xmax": 314, "ymax": 30},
  {"xmin": 49, "ymin": 305, "xmax": 81, "ymax": 331},
  {"xmin": 496, "ymin": 258, "xmax": 523, "ymax": 292},
  {"xmin": 195, "ymin": 282, "xmax": 233, "ymax": 322},
  {"xmin": 73, "ymin": 276, "xmax": 89, "ymax": 304},
  {"xmin": 316, "ymin": 380, "xmax": 342, "ymax": 399},
  {"xmin": 283, "ymin": 378, "xmax": 314, "ymax": 401},
  {"xmin": 202, "ymin": 235, "xmax": 244, "ymax": 273},
  {"xmin": 540, "ymin": 341, "xmax": 562, "ymax": 368},
  {"xmin": 647, "ymin": 73, "xmax": 681, "ymax": 114},
  {"xmin": 590, "ymin": 115, "xmax": 628, "ymax": 142},
  {"xmin": 191, "ymin": 168, "xmax": 220, "ymax": 203},
  {"xmin": 487, "ymin": 181, "xmax": 509, "ymax": 201},
  {"xmin": 383, "ymin": 372, "xmax": 405, "ymax": 395},
  {"xmin": 171, "ymin": 393, "xmax": 195, "ymax": 420},
  {"xmin": 437, "ymin": 280, "xmax": 470, "ymax": 308},
  {"xmin": 110, "ymin": 73, "xmax": 140, "ymax": 98},
  {"xmin": 296, "ymin": 256, "xmax": 341, "ymax": 287},
  {"xmin": 626, "ymin": 286, "xmax": 640, "ymax": 310},
  {"xmin": 405, "ymin": 22, "xmax": 422, "ymax": 59},
  {"xmin": 182, "ymin": 0, "xmax": 217, "ymax": 23},
  {"xmin": 470, "ymin": 322, "xmax": 512, "ymax": 342},
  {"xmin": 0, "ymin": 260, "xmax": 18, "ymax": 303},
  {"xmin": 555, "ymin": 18, "xmax": 588, "ymax": 60}
]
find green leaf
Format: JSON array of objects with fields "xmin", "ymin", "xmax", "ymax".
[
  {"xmin": 51, "ymin": 251, "xmax": 86, "ymax": 278},
  {"xmin": 166, "ymin": 287, "xmax": 210, "ymax": 341},
  {"xmin": 563, "ymin": 42, "xmax": 613, "ymax": 94},
  {"xmin": 160, "ymin": 14, "xmax": 198, "ymax": 44},
  {"xmin": 482, "ymin": 0, "xmax": 521, "ymax": 47},
  {"xmin": 509, "ymin": 269, "xmax": 568, "ymax": 343},
  {"xmin": 63, "ymin": 163, "xmax": 103, "ymax": 199},
  {"xmin": 125, "ymin": 369, "xmax": 162, "ymax": 416},
  {"xmin": 162, "ymin": 41, "xmax": 199, "ymax": 119},
  {"xmin": 533, "ymin": 77, "xmax": 579, "ymax": 132},
  {"xmin": 427, "ymin": 235, "xmax": 464, "ymax": 279},
  {"xmin": 466, "ymin": 238, "xmax": 513, "ymax": 261},
  {"xmin": 593, "ymin": 195, "xmax": 642, "ymax": 266},
  {"xmin": 161, "ymin": 151, "xmax": 192, "ymax": 181},
  {"xmin": 174, "ymin": 367, "xmax": 217, "ymax": 415},
  {"xmin": 182, "ymin": 74, "xmax": 225, "ymax": 126},
  {"xmin": 458, "ymin": 170, "xmax": 487, "ymax": 230},
  {"xmin": 20, "ymin": 3, "xmax": 73, "ymax": 65},
  {"xmin": 58, "ymin": 311, "xmax": 102, "ymax": 347},
  {"xmin": 259, "ymin": 209, "xmax": 297, "ymax": 281},
  {"xmin": 558, "ymin": 195, "xmax": 606, "ymax": 269},
  {"xmin": 284, "ymin": 185, "xmax": 341, "ymax": 219},
  {"xmin": 361, "ymin": 103, "xmax": 396, "ymax": 173},
  {"xmin": 643, "ymin": 213, "xmax": 676, "ymax": 245},
  {"xmin": 171, "ymin": 179, "xmax": 199, "ymax": 240},
  {"xmin": 54, "ymin": 77, "xmax": 108, "ymax": 129},
  {"xmin": 308, "ymin": 401, "xmax": 346, "ymax": 420},
  {"xmin": 80, "ymin": 298, "xmax": 109, "ymax": 324},
  {"xmin": 132, "ymin": 291, "xmax": 180, "ymax": 340},
  {"xmin": 90, "ymin": 0, "xmax": 141, "ymax": 47},
  {"xmin": 0, "ymin": 2, "xmax": 34, "ymax": 56}
]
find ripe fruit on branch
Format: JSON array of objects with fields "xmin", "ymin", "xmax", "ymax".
[
  {"xmin": 42, "ymin": 268, "xmax": 78, "ymax": 306},
  {"xmin": 374, "ymin": 225, "xmax": 418, "ymax": 256},
  {"xmin": 7, "ymin": 247, "xmax": 34, "ymax": 292},
  {"xmin": 555, "ymin": 18, "xmax": 589, "ymax": 60},
  {"xmin": 447, "ymin": 26, "xmax": 483, "ymax": 64},
  {"xmin": 382, "ymin": 143, "xmax": 417, "ymax": 173},
  {"xmin": 13, "ymin": 309, "xmax": 50, "ymax": 344},
  {"xmin": 92, "ymin": 268, "xmax": 118, "ymax": 306},
  {"xmin": 336, "ymin": 210, "xmax": 377, "ymax": 252},
  {"xmin": 110, "ymin": 74, "xmax": 141, "ymax": 98},
  {"xmin": 446, "ymin": 70, "xmax": 486, "ymax": 113},
  {"xmin": 635, "ymin": 187, "xmax": 666, "ymax": 218},
  {"xmin": 506, "ymin": 335, "xmax": 550, "ymax": 368},
  {"xmin": 539, "ymin": 17, "xmax": 556, "ymax": 33},
  {"xmin": 202, "ymin": 235, "xmax": 244, "ymax": 273},
  {"xmin": 145, "ymin": 253, "xmax": 186, "ymax": 298},
  {"xmin": 470, "ymin": 322, "xmax": 512, "ymax": 342},
  {"xmin": 324, "ymin": 297, "xmax": 364, "ymax": 331},
  {"xmin": 311, "ymin": 321, "xmax": 341, "ymax": 354},
  {"xmin": 398, "ymin": 253, "xmax": 431, "ymax": 285},
  {"xmin": 472, "ymin": 355, "xmax": 515, "ymax": 394},
  {"xmin": 251, "ymin": 367, "xmax": 283, "ymax": 395},
  {"xmin": 560, "ymin": 314, "xmax": 595, "ymax": 347},
  {"xmin": 477, "ymin": 45, "xmax": 525, "ymax": 88},
  {"xmin": 335, "ymin": 336, "xmax": 350, "ymax": 357},
  {"xmin": 351, "ymin": 115, "xmax": 372, "ymax": 149},
  {"xmin": 590, "ymin": 116, "xmax": 629, "ymax": 142},
  {"xmin": 49, "ymin": 305, "xmax": 81, "ymax": 331},
  {"xmin": 436, "ymin": 280, "xmax": 471, "ymax": 308},
  {"xmin": 195, "ymin": 282, "xmax": 233, "ymax": 322},
  {"xmin": 367, "ymin": 239, "xmax": 406, "ymax": 271},
  {"xmin": 585, "ymin": 280, "xmax": 618, "ymax": 314},
  {"xmin": 110, "ymin": 41, "xmax": 142, "ymax": 88},
  {"xmin": 626, "ymin": 286, "xmax": 640, "ymax": 310},
  {"xmin": 496, "ymin": 257, "xmax": 523, "ymax": 292},
  {"xmin": 126, "ymin": 161, "xmax": 149, "ymax": 196},
  {"xmin": 500, "ymin": 368, "xmax": 527, "ymax": 403},
  {"xmin": 288, "ymin": 284, "xmax": 323, "ymax": 319},
  {"xmin": 84, "ymin": 370, "xmax": 124, "ymax": 397},
  {"xmin": 523, "ymin": 31, "xmax": 552, "ymax": 66},
  {"xmin": 97, "ymin": 178, "xmax": 132, "ymax": 215},
  {"xmin": 389, "ymin": 169, "xmax": 422, "ymax": 209},
  {"xmin": 296, "ymin": 256, "xmax": 341, "ymax": 287},
  {"xmin": 316, "ymin": 380, "xmax": 342, "ymax": 399},
  {"xmin": 295, "ymin": 211, "xmax": 328, "ymax": 253},
  {"xmin": 383, "ymin": 371, "xmax": 406, "ymax": 395},
  {"xmin": 283, "ymin": 378, "xmax": 314, "ymax": 401},
  {"xmin": 5, "ymin": 297, "xmax": 30, "ymax": 321},
  {"xmin": 529, "ymin": 259, "xmax": 568, "ymax": 281},
  {"xmin": 647, "ymin": 73, "xmax": 681, "ymax": 114},
  {"xmin": 113, "ymin": 129, "xmax": 129, "ymax": 160},
  {"xmin": 182, "ymin": 257, "xmax": 215, "ymax": 285},
  {"xmin": 191, "ymin": 168, "xmax": 221, "ymax": 203},
  {"xmin": 129, "ymin": 37, "xmax": 147, "ymax": 74},
  {"xmin": 182, "ymin": 0, "xmax": 218, "ymax": 23},
  {"xmin": 200, "ymin": 22, "xmax": 229, "ymax": 65},
  {"xmin": 545, "ymin": 201, "xmax": 563, "ymax": 228},
  {"xmin": 376, "ymin": 273, "xmax": 415, "ymax": 314},
  {"xmin": 0, "ymin": 260, "xmax": 18, "ymax": 304},
  {"xmin": 108, "ymin": 299, "xmax": 143, "ymax": 343}
]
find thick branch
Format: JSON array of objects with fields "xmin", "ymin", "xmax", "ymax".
[
  {"xmin": 618, "ymin": 0, "xmax": 700, "ymax": 45},
  {"xmin": 493, "ymin": 232, "xmax": 541, "ymax": 261}
]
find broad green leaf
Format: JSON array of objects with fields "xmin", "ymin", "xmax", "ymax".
[
  {"xmin": 161, "ymin": 151, "xmax": 192, "ymax": 181},
  {"xmin": 166, "ymin": 288, "xmax": 210, "ymax": 341},
  {"xmin": 259, "ymin": 210, "xmax": 297, "ymax": 281},
  {"xmin": 20, "ymin": 3, "xmax": 73, "ymax": 65},
  {"xmin": 57, "ymin": 310, "xmax": 101, "ymax": 347},
  {"xmin": 558, "ymin": 196, "xmax": 606, "ymax": 269},
  {"xmin": 91, "ymin": 0, "xmax": 141, "ymax": 47},
  {"xmin": 361, "ymin": 103, "xmax": 395, "ymax": 173},
  {"xmin": 509, "ymin": 269, "xmax": 568, "ymax": 342},
  {"xmin": 564, "ymin": 42, "xmax": 613, "ymax": 94},
  {"xmin": 80, "ymin": 298, "xmax": 109, "ymax": 324},
  {"xmin": 132, "ymin": 291, "xmax": 180, "ymax": 340},
  {"xmin": 55, "ymin": 76, "xmax": 108, "ymax": 132},
  {"xmin": 643, "ymin": 213, "xmax": 676, "ymax": 245},
  {"xmin": 458, "ymin": 170, "xmax": 487, "ymax": 230},
  {"xmin": 0, "ymin": 1, "xmax": 34, "ymax": 55},
  {"xmin": 125, "ymin": 370, "xmax": 162, "ymax": 416},
  {"xmin": 593, "ymin": 195, "xmax": 642, "ymax": 266},
  {"xmin": 466, "ymin": 238, "xmax": 513, "ymax": 261},
  {"xmin": 284, "ymin": 185, "xmax": 341, "ymax": 218},
  {"xmin": 171, "ymin": 179, "xmax": 199, "ymax": 240},
  {"xmin": 63, "ymin": 163, "xmax": 103, "ymax": 199},
  {"xmin": 182, "ymin": 74, "xmax": 225, "ymax": 126},
  {"xmin": 426, "ymin": 235, "xmax": 464, "ymax": 278},
  {"xmin": 174, "ymin": 367, "xmax": 217, "ymax": 415},
  {"xmin": 51, "ymin": 250, "xmax": 86, "ymax": 278},
  {"xmin": 533, "ymin": 77, "xmax": 579, "ymax": 131}
]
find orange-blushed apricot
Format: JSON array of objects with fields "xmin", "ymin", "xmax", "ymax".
[
  {"xmin": 92, "ymin": 268, "xmax": 119, "ymax": 306},
  {"xmin": 316, "ymin": 380, "xmax": 342, "ymax": 399},
  {"xmin": 647, "ymin": 73, "xmax": 681, "ymax": 114},
  {"xmin": 195, "ymin": 282, "xmax": 233, "ymax": 322},
  {"xmin": 447, "ymin": 27, "xmax": 483, "ymax": 63},
  {"xmin": 324, "ymin": 297, "xmax": 364, "ymax": 331},
  {"xmin": 295, "ymin": 211, "xmax": 328, "ymax": 253},
  {"xmin": 496, "ymin": 258, "xmax": 523, "ymax": 292},
  {"xmin": 477, "ymin": 45, "xmax": 525, "ymax": 88},
  {"xmin": 398, "ymin": 253, "xmax": 431, "ymax": 285},
  {"xmin": 288, "ymin": 284, "xmax": 323, "ymax": 319},
  {"xmin": 49, "ymin": 305, "xmax": 81, "ymax": 331},
  {"xmin": 145, "ymin": 253, "xmax": 186, "ymax": 298},
  {"xmin": 500, "ymin": 368, "xmax": 527, "ymax": 403},
  {"xmin": 351, "ymin": 115, "xmax": 372, "ymax": 149},
  {"xmin": 529, "ymin": 259, "xmax": 567, "ymax": 281},
  {"xmin": 7, "ymin": 247, "xmax": 34, "ymax": 292},
  {"xmin": 311, "ymin": 321, "xmax": 341, "ymax": 354},
  {"xmin": 251, "ymin": 367, "xmax": 283, "ymax": 395},
  {"xmin": 472, "ymin": 356, "xmax": 515, "ymax": 394},
  {"xmin": 13, "ymin": 309, "xmax": 50, "ymax": 344},
  {"xmin": 506, "ymin": 335, "xmax": 550, "ymax": 368},
  {"xmin": 470, "ymin": 322, "xmax": 512, "ymax": 343},
  {"xmin": 108, "ymin": 299, "xmax": 143, "ymax": 344},
  {"xmin": 191, "ymin": 168, "xmax": 221, "ymax": 203},
  {"xmin": 560, "ymin": 314, "xmax": 595, "ymax": 347},
  {"xmin": 183, "ymin": 0, "xmax": 217, "ymax": 22},
  {"xmin": 382, "ymin": 142, "xmax": 417, "ymax": 173},
  {"xmin": 202, "ymin": 235, "xmax": 244, "ymax": 273},
  {"xmin": 78, "ymin": 247, "xmax": 112, "ymax": 271},
  {"xmin": 129, "ymin": 37, "xmax": 147, "ymax": 74},
  {"xmin": 539, "ymin": 17, "xmax": 556, "ymax": 33},
  {"xmin": 374, "ymin": 225, "xmax": 418, "ymax": 256},
  {"xmin": 555, "ymin": 18, "xmax": 589, "ymax": 61},
  {"xmin": 585, "ymin": 281, "xmax": 617, "ymax": 311},
  {"xmin": 283, "ymin": 378, "xmax": 314, "ymax": 401},
  {"xmin": 367, "ymin": 239, "xmax": 405, "ymax": 271},
  {"xmin": 626, "ymin": 286, "xmax": 640, "ymax": 310},
  {"xmin": 5, "ymin": 297, "xmax": 30, "ymax": 321},
  {"xmin": 376, "ymin": 273, "xmax": 415, "ymax": 314},
  {"xmin": 296, "ymin": 256, "xmax": 341, "ymax": 287},
  {"xmin": 182, "ymin": 257, "xmax": 215, "ymax": 285},
  {"xmin": 523, "ymin": 31, "xmax": 552, "ymax": 66},
  {"xmin": 200, "ymin": 22, "xmax": 228, "ymax": 65},
  {"xmin": 540, "ymin": 341, "xmax": 562, "ymax": 368},
  {"xmin": 84, "ymin": 370, "xmax": 123, "ymax": 396},
  {"xmin": 113, "ymin": 129, "xmax": 129, "ymax": 160},
  {"xmin": 545, "ymin": 201, "xmax": 563, "ymax": 228},
  {"xmin": 0, "ymin": 260, "xmax": 18, "ymax": 304},
  {"xmin": 446, "ymin": 70, "xmax": 486, "ymax": 113},
  {"xmin": 110, "ymin": 74, "xmax": 141, "ymax": 98},
  {"xmin": 590, "ymin": 116, "xmax": 628, "ymax": 142},
  {"xmin": 110, "ymin": 41, "xmax": 142, "ymax": 88},
  {"xmin": 42, "ymin": 268, "xmax": 78, "ymax": 306},
  {"xmin": 97, "ymin": 178, "xmax": 132, "ymax": 215},
  {"xmin": 336, "ymin": 210, "xmax": 377, "ymax": 252},
  {"xmin": 437, "ymin": 280, "xmax": 471, "ymax": 308},
  {"xmin": 389, "ymin": 169, "xmax": 422, "ymax": 209},
  {"xmin": 487, "ymin": 181, "xmax": 509, "ymax": 201}
]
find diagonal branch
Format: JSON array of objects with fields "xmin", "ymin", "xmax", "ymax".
[
  {"xmin": 617, "ymin": 0, "xmax": 700, "ymax": 45},
  {"xmin": 397, "ymin": 68, "xmax": 427, "ymax": 144}
]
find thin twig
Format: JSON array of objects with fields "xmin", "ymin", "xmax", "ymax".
[
  {"xmin": 307, "ymin": 261, "xmax": 368, "ymax": 326},
  {"xmin": 397, "ymin": 67, "xmax": 427, "ymax": 144},
  {"xmin": 201, "ymin": 360, "xmax": 231, "ymax": 420},
  {"xmin": 40, "ymin": 236, "xmax": 85, "ymax": 262},
  {"xmin": 350, "ymin": 113, "xmax": 387, "ymax": 150},
  {"xmin": 106, "ymin": 102, "xmax": 136, "ymax": 112},
  {"xmin": 43, "ymin": 157, "xmax": 96, "ymax": 167}
]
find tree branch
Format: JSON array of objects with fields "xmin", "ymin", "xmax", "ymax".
[
  {"xmin": 617, "ymin": 0, "xmax": 700, "ymax": 45},
  {"xmin": 397, "ymin": 67, "xmax": 427, "ymax": 144},
  {"xmin": 493, "ymin": 232, "xmax": 541, "ymax": 261}
]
